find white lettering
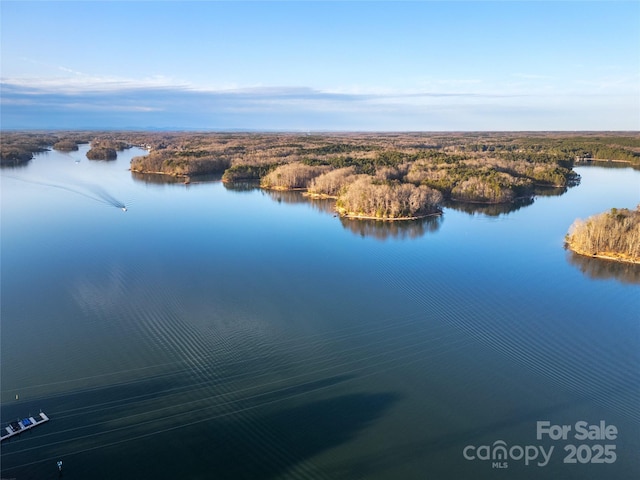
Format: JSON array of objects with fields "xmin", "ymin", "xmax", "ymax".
[
  {"xmin": 537, "ymin": 421, "xmax": 570, "ymax": 440},
  {"xmin": 509, "ymin": 445, "xmax": 524, "ymax": 460},
  {"xmin": 574, "ymin": 421, "xmax": 618, "ymax": 441},
  {"xmin": 477, "ymin": 445, "xmax": 490, "ymax": 460},
  {"xmin": 463, "ymin": 445, "xmax": 476, "ymax": 460},
  {"xmin": 524, "ymin": 446, "xmax": 538, "ymax": 465},
  {"xmin": 538, "ymin": 446, "xmax": 554, "ymax": 467}
]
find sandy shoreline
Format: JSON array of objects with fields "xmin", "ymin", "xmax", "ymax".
[
  {"xmin": 335, "ymin": 208, "xmax": 442, "ymax": 221},
  {"xmin": 566, "ymin": 244, "xmax": 640, "ymax": 265}
]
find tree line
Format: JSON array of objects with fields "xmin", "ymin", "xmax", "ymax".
[
  {"xmin": 566, "ymin": 207, "xmax": 640, "ymax": 263},
  {"xmin": 4, "ymin": 131, "xmax": 639, "ymax": 220}
]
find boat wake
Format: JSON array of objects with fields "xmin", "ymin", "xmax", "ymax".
[
  {"xmin": 89, "ymin": 185, "xmax": 128, "ymax": 211},
  {"xmin": 3, "ymin": 175, "xmax": 128, "ymax": 212}
]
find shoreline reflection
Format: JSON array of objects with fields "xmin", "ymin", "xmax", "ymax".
[
  {"xmin": 445, "ymin": 196, "xmax": 535, "ymax": 217},
  {"xmin": 339, "ymin": 215, "xmax": 442, "ymax": 241},
  {"xmin": 566, "ymin": 250, "xmax": 640, "ymax": 285}
]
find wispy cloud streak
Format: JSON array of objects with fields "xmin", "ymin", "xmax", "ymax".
[{"xmin": 1, "ymin": 77, "xmax": 638, "ymax": 131}]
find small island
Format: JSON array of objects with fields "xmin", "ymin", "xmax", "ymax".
[
  {"xmin": 86, "ymin": 139, "xmax": 131, "ymax": 160},
  {"xmin": 52, "ymin": 140, "xmax": 79, "ymax": 152},
  {"xmin": 565, "ymin": 206, "xmax": 640, "ymax": 264},
  {"xmin": 86, "ymin": 147, "xmax": 117, "ymax": 160},
  {"xmin": 259, "ymin": 163, "xmax": 442, "ymax": 219}
]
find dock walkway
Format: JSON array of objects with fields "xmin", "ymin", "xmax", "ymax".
[{"xmin": 1, "ymin": 412, "xmax": 49, "ymax": 442}]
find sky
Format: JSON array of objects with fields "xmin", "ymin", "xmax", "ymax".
[{"xmin": 1, "ymin": 1, "xmax": 639, "ymax": 131}]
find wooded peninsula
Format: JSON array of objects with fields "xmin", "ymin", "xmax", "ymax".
[{"xmin": 2, "ymin": 131, "xmax": 639, "ymax": 224}]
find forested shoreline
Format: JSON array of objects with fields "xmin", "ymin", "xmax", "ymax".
[
  {"xmin": 565, "ymin": 207, "xmax": 640, "ymax": 264},
  {"xmin": 2, "ymin": 131, "xmax": 639, "ymax": 220}
]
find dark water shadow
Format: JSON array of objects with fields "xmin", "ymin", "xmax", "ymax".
[
  {"xmin": 1, "ymin": 372, "xmax": 399, "ymax": 480},
  {"xmin": 577, "ymin": 160, "xmax": 640, "ymax": 171},
  {"xmin": 339, "ymin": 398, "xmax": 591, "ymax": 478},
  {"xmin": 116, "ymin": 391, "xmax": 399, "ymax": 480},
  {"xmin": 222, "ymin": 180, "xmax": 261, "ymax": 193},
  {"xmin": 130, "ymin": 171, "xmax": 224, "ymax": 187},
  {"xmin": 187, "ymin": 173, "xmax": 224, "ymax": 184},
  {"xmin": 131, "ymin": 171, "xmax": 188, "ymax": 185},
  {"xmin": 1, "ymin": 358, "xmax": 352, "ymax": 409},
  {"xmin": 340, "ymin": 215, "xmax": 442, "ymax": 241},
  {"xmin": 0, "ymin": 160, "xmax": 31, "ymax": 170},
  {"xmin": 262, "ymin": 189, "xmax": 308, "ymax": 205},
  {"xmin": 445, "ymin": 196, "xmax": 535, "ymax": 217},
  {"xmin": 262, "ymin": 189, "xmax": 337, "ymax": 215},
  {"xmin": 566, "ymin": 251, "xmax": 640, "ymax": 285},
  {"xmin": 534, "ymin": 185, "xmax": 568, "ymax": 197}
]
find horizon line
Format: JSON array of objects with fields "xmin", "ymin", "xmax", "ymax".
[{"xmin": 2, "ymin": 128, "xmax": 639, "ymax": 134}]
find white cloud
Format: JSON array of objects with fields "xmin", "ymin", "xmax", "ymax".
[
  {"xmin": 1, "ymin": 74, "xmax": 638, "ymax": 130},
  {"xmin": 0, "ymin": 74, "xmax": 193, "ymax": 94}
]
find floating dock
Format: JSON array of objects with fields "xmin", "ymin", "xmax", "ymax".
[{"xmin": 1, "ymin": 411, "xmax": 49, "ymax": 442}]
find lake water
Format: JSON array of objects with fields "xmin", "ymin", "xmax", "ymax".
[{"xmin": 1, "ymin": 144, "xmax": 639, "ymax": 479}]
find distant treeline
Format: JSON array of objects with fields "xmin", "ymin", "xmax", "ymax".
[
  {"xmin": 458, "ymin": 136, "xmax": 640, "ymax": 164},
  {"xmin": 1, "ymin": 132, "xmax": 58, "ymax": 166},
  {"xmin": 3, "ymin": 131, "xmax": 640, "ymax": 220},
  {"xmin": 566, "ymin": 206, "xmax": 640, "ymax": 263},
  {"xmin": 0, "ymin": 132, "xmax": 129, "ymax": 165}
]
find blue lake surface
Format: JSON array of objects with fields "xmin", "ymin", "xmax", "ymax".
[{"xmin": 1, "ymin": 145, "xmax": 639, "ymax": 479}]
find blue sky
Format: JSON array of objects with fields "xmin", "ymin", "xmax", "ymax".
[{"xmin": 1, "ymin": 1, "xmax": 638, "ymax": 131}]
